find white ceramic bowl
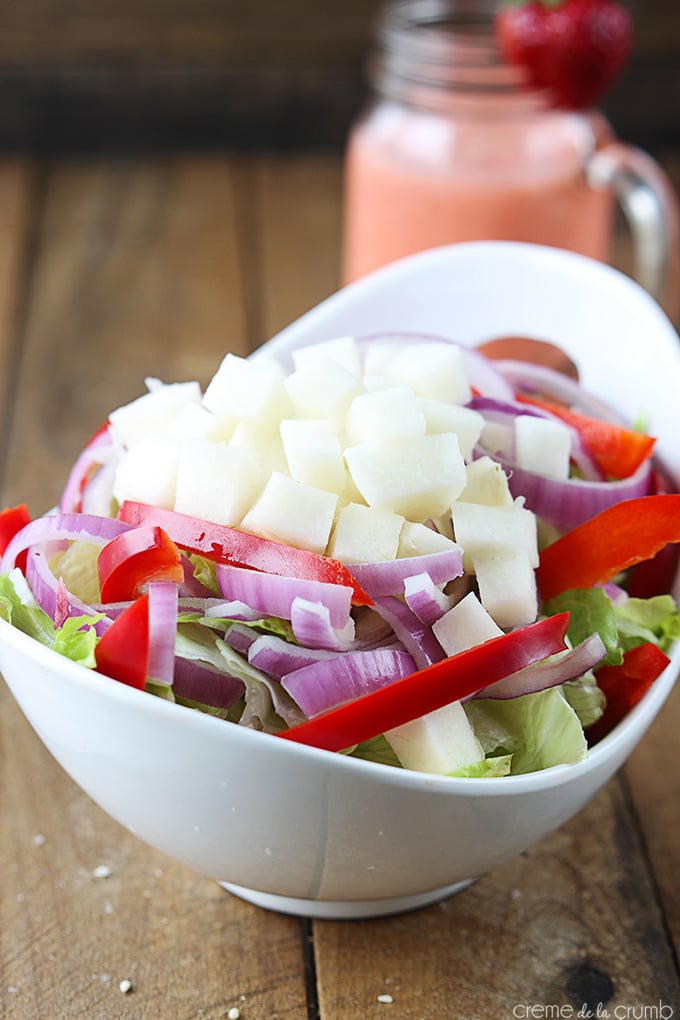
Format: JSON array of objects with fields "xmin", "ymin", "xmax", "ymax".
[{"xmin": 2, "ymin": 242, "xmax": 679, "ymax": 920}]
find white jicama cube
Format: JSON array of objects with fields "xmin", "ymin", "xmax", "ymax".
[
  {"xmin": 385, "ymin": 702, "xmax": 484, "ymax": 775},
  {"xmin": 284, "ymin": 359, "xmax": 360, "ymax": 421},
  {"xmin": 240, "ymin": 471, "xmax": 338, "ymax": 554},
  {"xmin": 327, "ymin": 502, "xmax": 405, "ymax": 563},
  {"xmin": 452, "ymin": 499, "xmax": 539, "ymax": 572},
  {"xmin": 291, "ymin": 336, "xmax": 361, "ymax": 376},
  {"xmin": 362, "ymin": 342, "xmax": 404, "ymax": 377},
  {"xmin": 230, "ymin": 420, "xmax": 288, "ymax": 478},
  {"xmin": 432, "ymin": 591, "xmax": 503, "ymax": 656},
  {"xmin": 514, "ymin": 415, "xmax": 571, "ymax": 480},
  {"xmin": 480, "ymin": 420, "xmax": 513, "ymax": 458},
  {"xmin": 173, "ymin": 439, "xmax": 262, "ymax": 527},
  {"xmin": 397, "ymin": 520, "xmax": 460, "ymax": 558},
  {"xmin": 458, "ymin": 456, "xmax": 513, "ymax": 507},
  {"xmin": 279, "ymin": 419, "xmax": 346, "ymax": 493},
  {"xmin": 416, "ymin": 399, "xmax": 484, "ymax": 460},
  {"xmin": 166, "ymin": 402, "xmax": 235, "ymax": 442},
  {"xmin": 473, "ymin": 546, "xmax": 538, "ymax": 628},
  {"xmin": 383, "ymin": 342, "xmax": 471, "ymax": 405},
  {"xmin": 344, "ymin": 433, "xmax": 467, "ymax": 520},
  {"xmin": 108, "ymin": 379, "xmax": 202, "ymax": 450},
  {"xmin": 113, "ymin": 434, "xmax": 181, "ymax": 508},
  {"xmin": 345, "ymin": 386, "xmax": 426, "ymax": 446},
  {"xmin": 203, "ymin": 353, "xmax": 292, "ymax": 428}
]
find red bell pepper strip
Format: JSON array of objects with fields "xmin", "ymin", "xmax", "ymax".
[
  {"xmin": 118, "ymin": 500, "xmax": 373, "ymax": 607},
  {"xmin": 0, "ymin": 504, "xmax": 31, "ymax": 556},
  {"xmin": 586, "ymin": 642, "xmax": 670, "ymax": 746},
  {"xmin": 94, "ymin": 594, "xmax": 150, "ymax": 690},
  {"xmin": 277, "ymin": 612, "xmax": 571, "ymax": 752},
  {"xmin": 536, "ymin": 495, "xmax": 680, "ymax": 602},
  {"xmin": 516, "ymin": 394, "xmax": 655, "ymax": 479},
  {"xmin": 97, "ymin": 525, "xmax": 184, "ymax": 603}
]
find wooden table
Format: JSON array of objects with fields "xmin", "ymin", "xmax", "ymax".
[{"xmin": 0, "ymin": 152, "xmax": 679, "ymax": 1019}]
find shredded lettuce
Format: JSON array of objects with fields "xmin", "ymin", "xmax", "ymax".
[
  {"xmin": 447, "ymin": 755, "xmax": 513, "ymax": 778},
  {"xmin": 0, "ymin": 570, "xmax": 102, "ymax": 667}
]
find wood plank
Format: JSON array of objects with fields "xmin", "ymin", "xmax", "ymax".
[
  {"xmin": 0, "ymin": 157, "xmax": 38, "ymax": 450},
  {"xmin": 0, "ymin": 683, "xmax": 309, "ymax": 1020},
  {"xmin": 312, "ymin": 778, "xmax": 678, "ymax": 1018},
  {"xmin": 0, "ymin": 154, "xmax": 311, "ymax": 1020},
  {"xmin": 255, "ymin": 153, "xmax": 343, "ymax": 345},
  {"xmin": 1, "ymin": 155, "xmax": 253, "ymax": 514}
]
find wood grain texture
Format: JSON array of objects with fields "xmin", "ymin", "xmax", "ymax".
[
  {"xmin": 312, "ymin": 779, "xmax": 678, "ymax": 1018},
  {"xmin": 1, "ymin": 156, "xmax": 252, "ymax": 513},
  {"xmin": 0, "ymin": 682, "xmax": 309, "ymax": 1020},
  {"xmin": 0, "ymin": 0, "xmax": 675, "ymax": 149}
]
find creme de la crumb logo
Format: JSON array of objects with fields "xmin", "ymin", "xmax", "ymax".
[{"xmin": 512, "ymin": 1003, "xmax": 675, "ymax": 1019}]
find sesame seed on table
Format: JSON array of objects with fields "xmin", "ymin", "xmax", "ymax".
[{"xmin": 0, "ymin": 152, "xmax": 678, "ymax": 1020}]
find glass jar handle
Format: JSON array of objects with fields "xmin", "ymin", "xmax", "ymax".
[{"xmin": 587, "ymin": 141, "xmax": 680, "ymax": 321}]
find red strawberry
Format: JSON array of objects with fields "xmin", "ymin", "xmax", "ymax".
[{"xmin": 495, "ymin": 0, "xmax": 634, "ymax": 110}]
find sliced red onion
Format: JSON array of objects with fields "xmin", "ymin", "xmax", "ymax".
[
  {"xmin": 403, "ymin": 572, "xmax": 454, "ymax": 626},
  {"xmin": 248, "ymin": 633, "xmax": 339, "ymax": 678},
  {"xmin": 472, "ymin": 632, "xmax": 606, "ymax": 700},
  {"xmin": 172, "ymin": 657, "xmax": 244, "ymax": 711},
  {"xmin": 25, "ymin": 547, "xmax": 109, "ymax": 634},
  {"xmin": 80, "ymin": 460, "xmax": 117, "ymax": 517},
  {"xmin": 281, "ymin": 647, "xmax": 416, "ymax": 718},
  {"xmin": 203, "ymin": 599, "xmax": 265, "ymax": 622},
  {"xmin": 147, "ymin": 581, "xmax": 178, "ymax": 687},
  {"xmin": 290, "ymin": 597, "xmax": 356, "ymax": 650},
  {"xmin": 494, "ymin": 359, "xmax": 626, "ymax": 424},
  {"xmin": 1, "ymin": 512, "xmax": 131, "ymax": 573},
  {"xmin": 223, "ymin": 623, "xmax": 259, "ymax": 655},
  {"xmin": 348, "ymin": 548, "xmax": 463, "ymax": 598},
  {"xmin": 60, "ymin": 426, "xmax": 115, "ymax": 513},
  {"xmin": 216, "ymin": 563, "xmax": 352, "ymax": 629},
  {"xmin": 371, "ymin": 595, "xmax": 445, "ymax": 669},
  {"xmin": 488, "ymin": 450, "xmax": 652, "ymax": 530}
]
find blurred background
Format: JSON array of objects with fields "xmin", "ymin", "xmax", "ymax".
[{"xmin": 0, "ymin": 0, "xmax": 677, "ymax": 153}]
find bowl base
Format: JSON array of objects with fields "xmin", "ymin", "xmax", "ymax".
[{"xmin": 219, "ymin": 878, "xmax": 476, "ymax": 919}]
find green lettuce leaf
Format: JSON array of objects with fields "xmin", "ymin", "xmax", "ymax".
[
  {"xmin": 544, "ymin": 587, "xmax": 621, "ymax": 666},
  {"xmin": 465, "ymin": 688, "xmax": 587, "ymax": 775},
  {"xmin": 447, "ymin": 755, "xmax": 513, "ymax": 778},
  {"xmin": 615, "ymin": 594, "xmax": 680, "ymax": 653}
]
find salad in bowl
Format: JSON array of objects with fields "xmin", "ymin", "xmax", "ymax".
[
  {"xmin": 1, "ymin": 241, "xmax": 678, "ymax": 918},
  {"xmin": 1, "ymin": 327, "xmax": 679, "ymax": 779}
]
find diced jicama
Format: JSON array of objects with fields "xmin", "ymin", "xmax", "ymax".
[
  {"xmin": 514, "ymin": 415, "xmax": 571, "ymax": 480},
  {"xmin": 203, "ymin": 353, "xmax": 292, "ymax": 428},
  {"xmin": 345, "ymin": 386, "xmax": 426, "ymax": 445},
  {"xmin": 279, "ymin": 419, "xmax": 346, "ymax": 493},
  {"xmin": 327, "ymin": 502, "xmax": 404, "ymax": 563},
  {"xmin": 344, "ymin": 433, "xmax": 467, "ymax": 519},
  {"xmin": 173, "ymin": 439, "xmax": 262, "ymax": 527},
  {"xmin": 397, "ymin": 521, "xmax": 459, "ymax": 558},
  {"xmin": 240, "ymin": 471, "xmax": 338, "ymax": 554},
  {"xmin": 458, "ymin": 456, "xmax": 513, "ymax": 507},
  {"xmin": 291, "ymin": 335, "xmax": 361, "ymax": 376},
  {"xmin": 416, "ymin": 398, "xmax": 484, "ymax": 459},
  {"xmin": 380, "ymin": 341, "xmax": 471, "ymax": 404},
  {"xmin": 166, "ymin": 402, "xmax": 234, "ymax": 442},
  {"xmin": 432, "ymin": 591, "xmax": 502, "ymax": 656},
  {"xmin": 284, "ymin": 359, "xmax": 360, "ymax": 421},
  {"xmin": 109, "ymin": 380, "xmax": 202, "ymax": 449},
  {"xmin": 230, "ymin": 420, "xmax": 288, "ymax": 477},
  {"xmin": 385, "ymin": 701, "xmax": 484, "ymax": 775},
  {"xmin": 112, "ymin": 434, "xmax": 180, "ymax": 508},
  {"xmin": 452, "ymin": 499, "xmax": 539, "ymax": 572},
  {"xmin": 473, "ymin": 546, "xmax": 538, "ymax": 628}
]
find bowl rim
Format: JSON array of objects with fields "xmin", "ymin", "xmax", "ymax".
[{"xmin": 1, "ymin": 612, "xmax": 677, "ymax": 798}]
